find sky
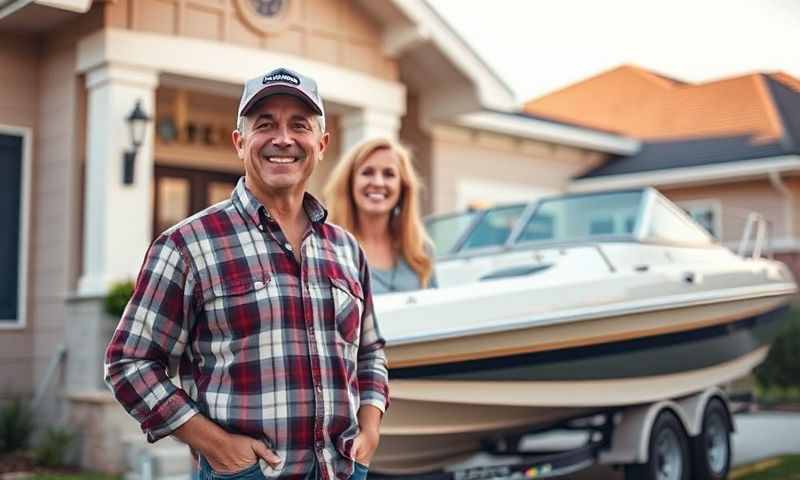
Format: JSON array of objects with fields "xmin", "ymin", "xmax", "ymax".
[{"xmin": 429, "ymin": 0, "xmax": 800, "ymax": 103}]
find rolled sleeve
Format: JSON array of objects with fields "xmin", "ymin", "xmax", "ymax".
[
  {"xmin": 356, "ymin": 248, "xmax": 390, "ymax": 412},
  {"xmin": 104, "ymin": 233, "xmax": 199, "ymax": 442}
]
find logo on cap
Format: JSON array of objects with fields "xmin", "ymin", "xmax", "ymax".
[{"xmin": 263, "ymin": 72, "xmax": 300, "ymax": 85}]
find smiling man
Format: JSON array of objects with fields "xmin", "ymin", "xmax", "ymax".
[{"xmin": 105, "ymin": 68, "xmax": 389, "ymax": 480}]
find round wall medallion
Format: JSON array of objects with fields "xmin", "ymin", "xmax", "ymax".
[{"xmin": 235, "ymin": 0, "xmax": 296, "ymax": 34}]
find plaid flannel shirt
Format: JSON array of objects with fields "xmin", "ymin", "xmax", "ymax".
[{"xmin": 104, "ymin": 178, "xmax": 389, "ymax": 480}]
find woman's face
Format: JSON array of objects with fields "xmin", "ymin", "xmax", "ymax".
[{"xmin": 351, "ymin": 148, "xmax": 403, "ymax": 218}]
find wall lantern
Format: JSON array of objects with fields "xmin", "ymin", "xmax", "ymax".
[{"xmin": 122, "ymin": 100, "xmax": 151, "ymax": 185}]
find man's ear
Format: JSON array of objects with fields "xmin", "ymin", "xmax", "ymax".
[
  {"xmin": 318, "ymin": 131, "xmax": 330, "ymax": 158},
  {"xmin": 232, "ymin": 129, "xmax": 244, "ymax": 158}
]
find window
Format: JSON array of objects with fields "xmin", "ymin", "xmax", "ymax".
[
  {"xmin": 677, "ymin": 200, "xmax": 722, "ymax": 239},
  {"xmin": 0, "ymin": 130, "xmax": 30, "ymax": 327}
]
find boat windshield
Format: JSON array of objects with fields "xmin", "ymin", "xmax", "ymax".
[
  {"xmin": 426, "ymin": 211, "xmax": 482, "ymax": 255},
  {"xmin": 460, "ymin": 204, "xmax": 527, "ymax": 252},
  {"xmin": 515, "ymin": 191, "xmax": 644, "ymax": 244}
]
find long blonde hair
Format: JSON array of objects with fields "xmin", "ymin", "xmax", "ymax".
[{"xmin": 324, "ymin": 137, "xmax": 434, "ymax": 287}]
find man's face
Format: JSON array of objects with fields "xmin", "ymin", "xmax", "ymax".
[{"xmin": 233, "ymin": 94, "xmax": 329, "ymax": 198}]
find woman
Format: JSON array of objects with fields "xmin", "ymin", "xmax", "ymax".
[{"xmin": 325, "ymin": 137, "xmax": 437, "ymax": 293}]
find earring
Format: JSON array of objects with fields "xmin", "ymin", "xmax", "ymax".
[{"xmin": 392, "ymin": 205, "xmax": 401, "ymax": 217}]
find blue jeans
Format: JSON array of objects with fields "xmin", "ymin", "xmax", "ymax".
[
  {"xmin": 193, "ymin": 457, "xmax": 367, "ymax": 480},
  {"xmin": 198, "ymin": 457, "xmax": 264, "ymax": 480},
  {"xmin": 349, "ymin": 462, "xmax": 369, "ymax": 480}
]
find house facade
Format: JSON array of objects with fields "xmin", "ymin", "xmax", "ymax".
[{"xmin": 0, "ymin": 0, "xmax": 634, "ymax": 471}]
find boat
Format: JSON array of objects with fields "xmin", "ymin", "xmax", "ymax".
[{"xmin": 369, "ymin": 188, "xmax": 797, "ymax": 474}]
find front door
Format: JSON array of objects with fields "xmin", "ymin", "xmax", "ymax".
[{"xmin": 153, "ymin": 166, "xmax": 240, "ymax": 237}]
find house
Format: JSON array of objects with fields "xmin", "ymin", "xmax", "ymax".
[
  {"xmin": 0, "ymin": 0, "xmax": 635, "ymax": 472},
  {"xmin": 525, "ymin": 65, "xmax": 800, "ymax": 274}
]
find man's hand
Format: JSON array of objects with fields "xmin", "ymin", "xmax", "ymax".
[
  {"xmin": 174, "ymin": 415, "xmax": 281, "ymax": 473},
  {"xmin": 352, "ymin": 405, "xmax": 382, "ymax": 465},
  {"xmin": 205, "ymin": 432, "xmax": 281, "ymax": 473},
  {"xmin": 351, "ymin": 426, "xmax": 379, "ymax": 465}
]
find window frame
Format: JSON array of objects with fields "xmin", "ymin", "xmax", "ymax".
[{"xmin": 0, "ymin": 125, "xmax": 32, "ymax": 330}]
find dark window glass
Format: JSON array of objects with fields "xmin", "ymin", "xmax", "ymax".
[{"xmin": 0, "ymin": 134, "xmax": 22, "ymax": 322}]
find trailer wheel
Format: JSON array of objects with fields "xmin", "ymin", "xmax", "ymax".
[
  {"xmin": 692, "ymin": 398, "xmax": 732, "ymax": 480},
  {"xmin": 624, "ymin": 410, "xmax": 690, "ymax": 480}
]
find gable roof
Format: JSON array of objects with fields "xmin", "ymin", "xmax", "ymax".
[
  {"xmin": 565, "ymin": 67, "xmax": 800, "ymax": 186},
  {"xmin": 523, "ymin": 65, "xmax": 800, "ymax": 143}
]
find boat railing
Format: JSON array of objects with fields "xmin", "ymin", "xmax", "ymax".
[{"xmin": 738, "ymin": 212, "xmax": 769, "ymax": 259}]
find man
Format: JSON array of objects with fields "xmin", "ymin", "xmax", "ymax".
[{"xmin": 105, "ymin": 67, "xmax": 389, "ymax": 480}]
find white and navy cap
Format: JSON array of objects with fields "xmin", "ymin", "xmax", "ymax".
[{"xmin": 237, "ymin": 67, "xmax": 324, "ymax": 120}]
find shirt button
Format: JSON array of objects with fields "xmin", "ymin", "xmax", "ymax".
[
  {"xmin": 254, "ymin": 281, "xmax": 264, "ymax": 289},
  {"xmin": 258, "ymin": 224, "xmax": 264, "ymax": 231},
  {"xmin": 285, "ymin": 243, "xmax": 293, "ymax": 251},
  {"xmin": 315, "ymin": 384, "xmax": 322, "ymax": 393},
  {"xmin": 316, "ymin": 441, "xmax": 324, "ymax": 450}
]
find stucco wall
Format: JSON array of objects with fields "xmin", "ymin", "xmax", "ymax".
[
  {"xmin": 29, "ymin": 36, "xmax": 84, "ymax": 404},
  {"xmin": 0, "ymin": 33, "xmax": 38, "ymax": 399},
  {"xmin": 104, "ymin": 0, "xmax": 398, "ymax": 81},
  {"xmin": 429, "ymin": 125, "xmax": 606, "ymax": 213}
]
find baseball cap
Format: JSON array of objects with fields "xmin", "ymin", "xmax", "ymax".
[{"xmin": 237, "ymin": 67, "xmax": 325, "ymax": 120}]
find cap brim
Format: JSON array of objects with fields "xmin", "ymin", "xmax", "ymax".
[{"xmin": 239, "ymin": 84, "xmax": 323, "ymax": 117}]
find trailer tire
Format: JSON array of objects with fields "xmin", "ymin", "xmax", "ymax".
[
  {"xmin": 624, "ymin": 410, "xmax": 690, "ymax": 480},
  {"xmin": 691, "ymin": 397, "xmax": 732, "ymax": 480}
]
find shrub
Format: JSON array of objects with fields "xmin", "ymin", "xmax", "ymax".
[
  {"xmin": 755, "ymin": 309, "xmax": 800, "ymax": 389},
  {"xmin": 0, "ymin": 398, "xmax": 34, "ymax": 453},
  {"xmin": 33, "ymin": 427, "xmax": 75, "ymax": 467},
  {"xmin": 104, "ymin": 280, "xmax": 135, "ymax": 318}
]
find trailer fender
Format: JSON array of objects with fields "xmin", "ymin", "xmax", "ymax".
[
  {"xmin": 674, "ymin": 387, "xmax": 735, "ymax": 436},
  {"xmin": 599, "ymin": 400, "xmax": 692, "ymax": 465}
]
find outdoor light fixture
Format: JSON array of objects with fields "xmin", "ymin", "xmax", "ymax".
[{"xmin": 122, "ymin": 100, "xmax": 151, "ymax": 185}]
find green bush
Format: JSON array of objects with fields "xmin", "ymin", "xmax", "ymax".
[
  {"xmin": 755, "ymin": 309, "xmax": 800, "ymax": 389},
  {"xmin": 104, "ymin": 280, "xmax": 135, "ymax": 318},
  {"xmin": 0, "ymin": 398, "xmax": 34, "ymax": 453},
  {"xmin": 33, "ymin": 427, "xmax": 75, "ymax": 467}
]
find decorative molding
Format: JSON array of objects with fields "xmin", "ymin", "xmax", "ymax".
[
  {"xmin": 233, "ymin": 0, "xmax": 298, "ymax": 34},
  {"xmin": 77, "ymin": 29, "xmax": 406, "ymax": 116},
  {"xmin": 453, "ymin": 111, "xmax": 639, "ymax": 155}
]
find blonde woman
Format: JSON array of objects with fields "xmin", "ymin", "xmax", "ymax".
[{"xmin": 325, "ymin": 137, "xmax": 437, "ymax": 293}]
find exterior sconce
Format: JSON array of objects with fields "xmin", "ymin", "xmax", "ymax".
[{"xmin": 123, "ymin": 100, "xmax": 151, "ymax": 185}]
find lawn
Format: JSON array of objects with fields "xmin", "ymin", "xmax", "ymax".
[
  {"xmin": 27, "ymin": 474, "xmax": 120, "ymax": 480},
  {"xmin": 732, "ymin": 455, "xmax": 800, "ymax": 479}
]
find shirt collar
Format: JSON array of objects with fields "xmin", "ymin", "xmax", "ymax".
[{"xmin": 232, "ymin": 177, "xmax": 328, "ymax": 228}]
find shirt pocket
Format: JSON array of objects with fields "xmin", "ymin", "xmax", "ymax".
[
  {"xmin": 201, "ymin": 270, "xmax": 272, "ymax": 338},
  {"xmin": 329, "ymin": 275, "xmax": 364, "ymax": 345}
]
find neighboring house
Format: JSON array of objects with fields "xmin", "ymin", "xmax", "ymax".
[
  {"xmin": 0, "ymin": 0, "xmax": 635, "ymax": 472},
  {"xmin": 526, "ymin": 65, "xmax": 800, "ymax": 274}
]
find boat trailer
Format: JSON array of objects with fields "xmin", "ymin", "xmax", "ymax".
[{"xmin": 371, "ymin": 388, "xmax": 736, "ymax": 480}]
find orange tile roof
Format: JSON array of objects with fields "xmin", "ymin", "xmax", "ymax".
[{"xmin": 523, "ymin": 65, "xmax": 800, "ymax": 142}]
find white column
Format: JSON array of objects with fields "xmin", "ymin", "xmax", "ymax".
[
  {"xmin": 77, "ymin": 64, "xmax": 158, "ymax": 296},
  {"xmin": 339, "ymin": 109, "xmax": 402, "ymax": 154}
]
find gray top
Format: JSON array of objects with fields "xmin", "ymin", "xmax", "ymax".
[{"xmin": 370, "ymin": 255, "xmax": 438, "ymax": 294}]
